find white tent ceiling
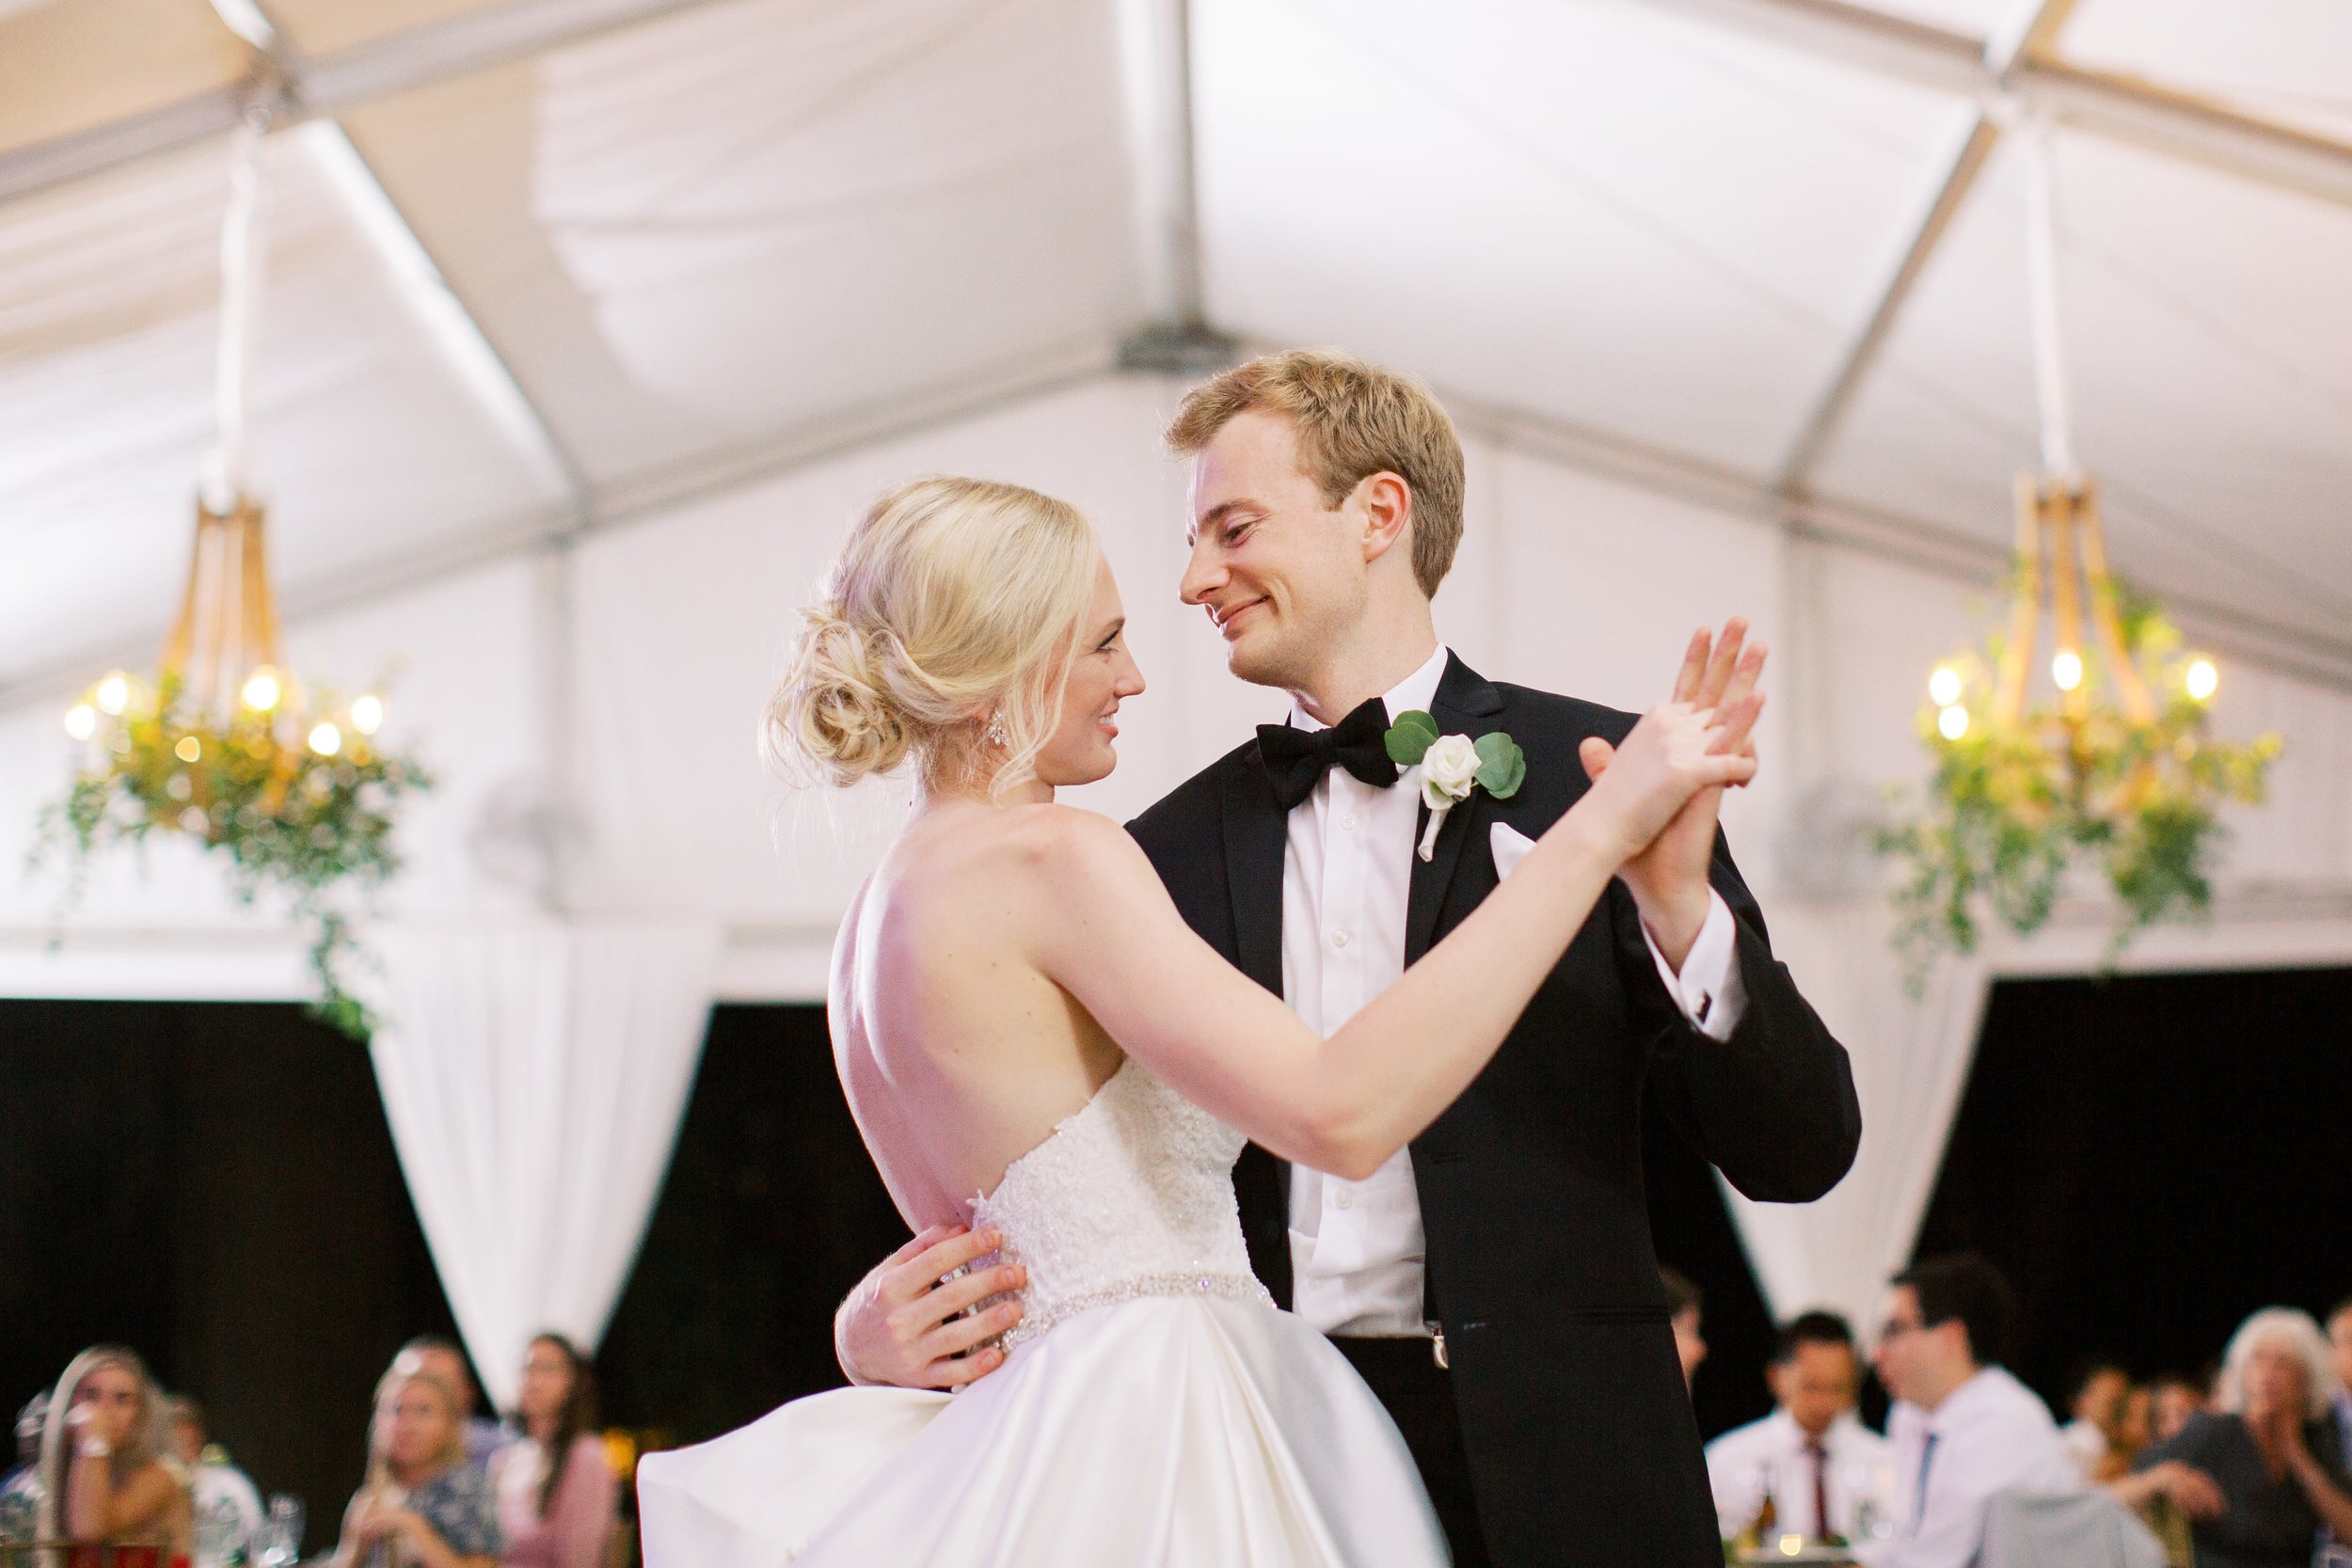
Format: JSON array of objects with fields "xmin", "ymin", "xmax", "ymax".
[{"xmin": 3, "ymin": 0, "xmax": 2349, "ymax": 701}]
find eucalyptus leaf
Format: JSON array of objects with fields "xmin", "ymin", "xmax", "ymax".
[
  {"xmin": 1474, "ymin": 732, "xmax": 1526, "ymax": 798},
  {"xmin": 1385, "ymin": 710, "xmax": 1439, "ymax": 766}
]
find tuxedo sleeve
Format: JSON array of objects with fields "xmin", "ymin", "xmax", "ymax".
[{"xmin": 1614, "ymin": 829, "xmax": 1861, "ymax": 1204}]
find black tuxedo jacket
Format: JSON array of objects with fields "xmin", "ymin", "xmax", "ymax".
[{"xmin": 1126, "ymin": 654, "xmax": 1862, "ymax": 1567}]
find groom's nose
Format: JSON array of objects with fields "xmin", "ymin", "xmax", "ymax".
[{"xmin": 1180, "ymin": 535, "xmax": 1225, "ymax": 606}]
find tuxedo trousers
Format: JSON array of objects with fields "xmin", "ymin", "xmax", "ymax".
[{"xmin": 1333, "ymin": 1335, "xmax": 1493, "ymax": 1567}]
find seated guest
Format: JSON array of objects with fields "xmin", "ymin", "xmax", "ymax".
[
  {"xmin": 1707, "ymin": 1310, "xmax": 1890, "ymax": 1543},
  {"xmin": 395, "ymin": 1338, "xmax": 511, "ymax": 1476},
  {"xmin": 1871, "ymin": 1254, "xmax": 2078, "ymax": 1567},
  {"xmin": 168, "ymin": 1396, "xmax": 263, "ymax": 1566},
  {"xmin": 2329, "ymin": 1296, "xmax": 2352, "ymax": 1463},
  {"xmin": 2060, "ymin": 1360, "xmax": 2133, "ymax": 1482},
  {"xmin": 2150, "ymin": 1370, "xmax": 2210, "ymax": 1446},
  {"xmin": 1, "ymin": 1394, "xmax": 49, "ymax": 1538},
  {"xmin": 489, "ymin": 1335, "xmax": 614, "ymax": 1568},
  {"xmin": 334, "ymin": 1364, "xmax": 501, "ymax": 1568},
  {"xmin": 36, "ymin": 1347, "xmax": 192, "ymax": 1563},
  {"xmin": 1663, "ymin": 1267, "xmax": 1708, "ymax": 1392},
  {"xmin": 2113, "ymin": 1307, "xmax": 2352, "ymax": 1568}
]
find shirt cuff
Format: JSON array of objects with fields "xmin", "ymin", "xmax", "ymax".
[{"xmin": 1643, "ymin": 890, "xmax": 1745, "ymax": 1042}]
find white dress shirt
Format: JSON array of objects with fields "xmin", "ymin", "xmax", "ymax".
[
  {"xmin": 1706, "ymin": 1408, "xmax": 1893, "ymax": 1542},
  {"xmin": 1282, "ymin": 645, "xmax": 1746, "ymax": 1337},
  {"xmin": 1877, "ymin": 1368, "xmax": 2080, "ymax": 1568}
]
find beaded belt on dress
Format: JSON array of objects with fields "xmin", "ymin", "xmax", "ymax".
[{"xmin": 975, "ymin": 1265, "xmax": 1272, "ymax": 1353}]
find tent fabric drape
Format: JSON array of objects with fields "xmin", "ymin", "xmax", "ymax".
[
  {"xmin": 367, "ymin": 920, "xmax": 721, "ymax": 1409},
  {"xmin": 1716, "ymin": 904, "xmax": 1994, "ymax": 1333}
]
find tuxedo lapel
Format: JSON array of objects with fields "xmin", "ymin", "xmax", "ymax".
[
  {"xmin": 1219, "ymin": 752, "xmax": 1288, "ymax": 996},
  {"xmin": 1406, "ymin": 653, "xmax": 1508, "ymax": 965}
]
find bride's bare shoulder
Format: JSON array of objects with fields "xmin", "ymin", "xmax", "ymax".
[{"xmin": 882, "ymin": 802, "xmax": 1145, "ymax": 902}]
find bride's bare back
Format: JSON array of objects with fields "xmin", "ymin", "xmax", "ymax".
[{"xmin": 831, "ymin": 800, "xmax": 1127, "ymax": 1229}]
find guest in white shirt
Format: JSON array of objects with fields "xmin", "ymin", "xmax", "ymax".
[
  {"xmin": 1708, "ymin": 1310, "xmax": 1891, "ymax": 1544},
  {"xmin": 1870, "ymin": 1254, "xmax": 2079, "ymax": 1568},
  {"xmin": 2058, "ymin": 1360, "xmax": 2131, "ymax": 1481}
]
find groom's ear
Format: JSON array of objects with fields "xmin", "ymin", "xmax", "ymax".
[{"xmin": 1351, "ymin": 470, "xmax": 1415, "ymax": 568}]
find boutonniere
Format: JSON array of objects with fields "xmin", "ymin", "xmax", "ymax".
[{"xmin": 1384, "ymin": 711, "xmax": 1526, "ymax": 861}]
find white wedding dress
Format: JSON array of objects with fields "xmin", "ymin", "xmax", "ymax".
[{"xmin": 637, "ymin": 1058, "xmax": 1450, "ymax": 1566}]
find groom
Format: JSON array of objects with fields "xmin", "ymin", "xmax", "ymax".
[{"xmin": 836, "ymin": 350, "xmax": 1861, "ymax": 1565}]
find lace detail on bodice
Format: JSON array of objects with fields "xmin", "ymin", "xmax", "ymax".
[{"xmin": 971, "ymin": 1060, "xmax": 1271, "ymax": 1351}]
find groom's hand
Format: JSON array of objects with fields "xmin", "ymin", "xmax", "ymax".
[
  {"xmin": 834, "ymin": 1224, "xmax": 1027, "ymax": 1389},
  {"xmin": 1578, "ymin": 619, "xmax": 1764, "ymax": 971}
]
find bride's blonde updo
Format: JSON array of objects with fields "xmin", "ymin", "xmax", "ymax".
[{"xmin": 766, "ymin": 476, "xmax": 1098, "ymax": 795}]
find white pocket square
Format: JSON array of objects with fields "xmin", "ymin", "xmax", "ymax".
[{"xmin": 1490, "ymin": 822, "xmax": 1536, "ymax": 881}]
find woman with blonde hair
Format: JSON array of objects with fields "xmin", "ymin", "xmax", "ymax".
[
  {"xmin": 36, "ymin": 1346, "xmax": 190, "ymax": 1567},
  {"xmin": 332, "ymin": 1366, "xmax": 499, "ymax": 1568},
  {"xmin": 639, "ymin": 476, "xmax": 1765, "ymax": 1566},
  {"xmin": 2117, "ymin": 1307, "xmax": 2352, "ymax": 1568}
]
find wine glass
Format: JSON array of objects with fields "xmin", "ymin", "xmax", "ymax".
[{"xmin": 257, "ymin": 1494, "xmax": 305, "ymax": 1568}]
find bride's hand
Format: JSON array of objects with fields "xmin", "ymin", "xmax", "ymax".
[{"xmin": 1567, "ymin": 695, "xmax": 1762, "ymax": 865}]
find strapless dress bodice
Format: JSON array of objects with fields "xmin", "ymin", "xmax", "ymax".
[{"xmin": 971, "ymin": 1059, "xmax": 1271, "ymax": 1351}]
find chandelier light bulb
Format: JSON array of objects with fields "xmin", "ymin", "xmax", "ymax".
[
  {"xmin": 64, "ymin": 704, "xmax": 97, "ymax": 740},
  {"xmin": 309, "ymin": 722, "xmax": 342, "ymax": 757},
  {"xmin": 95, "ymin": 673, "xmax": 130, "ymax": 716},
  {"xmin": 350, "ymin": 693, "xmax": 385, "ymax": 735},
  {"xmin": 1938, "ymin": 705, "xmax": 1970, "ymax": 741},
  {"xmin": 241, "ymin": 667, "xmax": 282, "ymax": 712},
  {"xmin": 2051, "ymin": 649, "xmax": 2084, "ymax": 692},
  {"xmin": 2185, "ymin": 658, "xmax": 2218, "ymax": 702},
  {"xmin": 1929, "ymin": 666, "xmax": 1963, "ymax": 707},
  {"xmin": 175, "ymin": 736, "xmax": 202, "ymax": 763}
]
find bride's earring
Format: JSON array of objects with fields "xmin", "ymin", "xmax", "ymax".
[{"xmin": 986, "ymin": 712, "xmax": 1009, "ymax": 749}]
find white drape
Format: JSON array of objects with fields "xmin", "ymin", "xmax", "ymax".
[
  {"xmin": 1717, "ymin": 902, "xmax": 1994, "ymax": 1333},
  {"xmin": 367, "ymin": 920, "xmax": 722, "ymax": 1410}
]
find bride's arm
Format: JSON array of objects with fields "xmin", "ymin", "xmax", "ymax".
[{"xmin": 1030, "ymin": 698, "xmax": 1758, "ymax": 1180}]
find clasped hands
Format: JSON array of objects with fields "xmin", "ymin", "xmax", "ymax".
[{"xmin": 1580, "ymin": 618, "xmax": 1765, "ymax": 972}]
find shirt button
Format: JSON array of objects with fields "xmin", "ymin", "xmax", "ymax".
[
  {"xmin": 1339, "ymin": 814, "xmax": 1359, "ymax": 832},
  {"xmin": 1334, "ymin": 1188, "xmax": 1355, "ymax": 1211},
  {"xmin": 1331, "ymin": 930, "xmax": 1351, "ymax": 948}
]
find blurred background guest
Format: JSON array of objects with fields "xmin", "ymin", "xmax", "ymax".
[
  {"xmin": 2151, "ymin": 1370, "xmax": 2212, "ymax": 1446},
  {"xmin": 1705, "ymin": 1310, "xmax": 1889, "ymax": 1544},
  {"xmin": 333, "ymin": 1364, "xmax": 500, "ymax": 1568},
  {"xmin": 2060, "ymin": 1359, "xmax": 2134, "ymax": 1481},
  {"xmin": 1, "ymin": 1393, "xmax": 48, "ymax": 1539},
  {"xmin": 2115, "ymin": 1307, "xmax": 2352, "ymax": 1568},
  {"xmin": 168, "ymin": 1395, "xmax": 262, "ymax": 1568},
  {"xmin": 395, "ymin": 1339, "xmax": 510, "ymax": 1477},
  {"xmin": 488, "ymin": 1335, "xmax": 613, "ymax": 1568},
  {"xmin": 1663, "ymin": 1267, "xmax": 1708, "ymax": 1392},
  {"xmin": 1872, "ymin": 1255, "xmax": 2078, "ymax": 1567},
  {"xmin": 2328, "ymin": 1296, "xmax": 2352, "ymax": 1458},
  {"xmin": 36, "ymin": 1346, "xmax": 191, "ymax": 1562}
]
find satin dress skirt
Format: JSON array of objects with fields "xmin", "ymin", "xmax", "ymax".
[{"xmin": 638, "ymin": 1293, "xmax": 1451, "ymax": 1567}]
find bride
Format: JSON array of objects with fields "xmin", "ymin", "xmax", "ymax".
[{"xmin": 637, "ymin": 476, "xmax": 1761, "ymax": 1566}]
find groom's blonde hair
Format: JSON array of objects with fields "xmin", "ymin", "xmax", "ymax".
[
  {"xmin": 766, "ymin": 476, "xmax": 1096, "ymax": 797},
  {"xmin": 1165, "ymin": 349, "xmax": 1466, "ymax": 598}
]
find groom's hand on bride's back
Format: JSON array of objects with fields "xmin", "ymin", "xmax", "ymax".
[{"xmin": 834, "ymin": 1224, "xmax": 1027, "ymax": 1389}]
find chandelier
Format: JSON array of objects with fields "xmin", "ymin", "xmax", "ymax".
[
  {"xmin": 1876, "ymin": 115, "xmax": 2279, "ymax": 974},
  {"xmin": 37, "ymin": 111, "xmax": 429, "ymax": 1037}
]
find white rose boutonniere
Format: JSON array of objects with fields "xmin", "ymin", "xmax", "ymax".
[{"xmin": 1384, "ymin": 711, "xmax": 1527, "ymax": 861}]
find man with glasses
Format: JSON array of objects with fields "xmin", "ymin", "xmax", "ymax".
[{"xmin": 1870, "ymin": 1254, "xmax": 2078, "ymax": 1566}]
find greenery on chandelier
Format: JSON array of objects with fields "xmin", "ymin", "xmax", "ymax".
[
  {"xmin": 35, "ymin": 669, "xmax": 431, "ymax": 1039},
  {"xmin": 1875, "ymin": 578, "xmax": 2280, "ymax": 980}
]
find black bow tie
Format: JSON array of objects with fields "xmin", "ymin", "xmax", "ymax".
[{"xmin": 1257, "ymin": 698, "xmax": 1400, "ymax": 810}]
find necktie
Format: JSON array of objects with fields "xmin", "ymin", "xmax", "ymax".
[
  {"xmin": 1806, "ymin": 1438, "xmax": 1831, "ymax": 1542},
  {"xmin": 1256, "ymin": 698, "xmax": 1400, "ymax": 809},
  {"xmin": 1914, "ymin": 1431, "xmax": 1940, "ymax": 1528}
]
